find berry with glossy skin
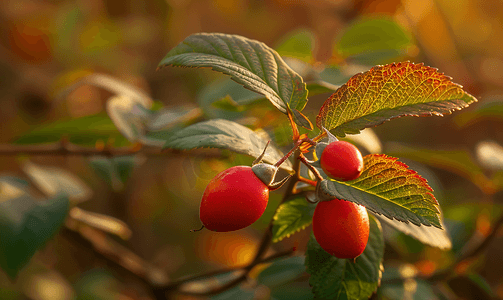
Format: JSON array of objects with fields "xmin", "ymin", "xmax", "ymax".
[
  {"xmin": 312, "ymin": 198, "xmax": 369, "ymax": 259},
  {"xmin": 320, "ymin": 141, "xmax": 363, "ymax": 181},
  {"xmin": 200, "ymin": 166, "xmax": 269, "ymax": 232}
]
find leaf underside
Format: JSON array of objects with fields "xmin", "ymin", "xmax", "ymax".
[
  {"xmin": 319, "ymin": 154, "xmax": 441, "ymax": 228},
  {"xmin": 317, "ymin": 62, "xmax": 477, "ymax": 137},
  {"xmin": 375, "ymin": 214, "xmax": 451, "ymax": 249},
  {"xmin": 158, "ymin": 33, "xmax": 312, "ymax": 129},
  {"xmin": 305, "ymin": 215, "xmax": 384, "ymax": 300},
  {"xmin": 163, "ymin": 119, "xmax": 293, "ymax": 171}
]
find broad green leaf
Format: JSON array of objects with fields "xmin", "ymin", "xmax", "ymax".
[
  {"xmin": 375, "ymin": 214, "xmax": 451, "ymax": 249},
  {"xmin": 163, "ymin": 119, "xmax": 293, "ymax": 171},
  {"xmin": 275, "ymin": 28, "xmax": 315, "ymax": 62},
  {"xmin": 158, "ymin": 33, "xmax": 312, "ymax": 129},
  {"xmin": 272, "ymin": 196, "xmax": 316, "ymax": 242},
  {"xmin": 386, "ymin": 142, "xmax": 495, "ymax": 194},
  {"xmin": 88, "ymin": 156, "xmax": 145, "ymax": 192},
  {"xmin": 13, "ymin": 113, "xmax": 129, "ymax": 146},
  {"xmin": 257, "ymin": 256, "xmax": 306, "ymax": 287},
  {"xmin": 22, "ymin": 161, "xmax": 92, "ymax": 204},
  {"xmin": 0, "ymin": 194, "xmax": 69, "ymax": 278},
  {"xmin": 336, "ymin": 18, "xmax": 412, "ymax": 64},
  {"xmin": 305, "ymin": 215, "xmax": 384, "ymax": 300},
  {"xmin": 318, "ymin": 154, "xmax": 441, "ymax": 228},
  {"xmin": 317, "ymin": 62, "xmax": 478, "ymax": 137}
]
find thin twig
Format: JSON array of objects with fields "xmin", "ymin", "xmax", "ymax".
[{"xmin": 0, "ymin": 141, "xmax": 222, "ymax": 157}]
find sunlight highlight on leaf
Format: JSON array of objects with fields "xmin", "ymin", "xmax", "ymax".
[
  {"xmin": 319, "ymin": 154, "xmax": 441, "ymax": 228},
  {"xmin": 158, "ymin": 33, "xmax": 312, "ymax": 129},
  {"xmin": 317, "ymin": 62, "xmax": 477, "ymax": 137}
]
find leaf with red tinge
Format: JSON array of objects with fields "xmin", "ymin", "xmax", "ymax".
[
  {"xmin": 317, "ymin": 62, "xmax": 477, "ymax": 137},
  {"xmin": 318, "ymin": 154, "xmax": 441, "ymax": 228}
]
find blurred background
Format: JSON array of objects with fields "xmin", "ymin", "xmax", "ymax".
[{"xmin": 1, "ymin": 0, "xmax": 503, "ymax": 299}]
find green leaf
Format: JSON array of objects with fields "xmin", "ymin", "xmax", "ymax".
[
  {"xmin": 318, "ymin": 154, "xmax": 441, "ymax": 228},
  {"xmin": 13, "ymin": 113, "xmax": 129, "ymax": 146},
  {"xmin": 336, "ymin": 18, "xmax": 412, "ymax": 64},
  {"xmin": 305, "ymin": 215, "xmax": 384, "ymax": 300},
  {"xmin": 158, "ymin": 33, "xmax": 312, "ymax": 129},
  {"xmin": 257, "ymin": 256, "xmax": 306, "ymax": 287},
  {"xmin": 275, "ymin": 28, "xmax": 315, "ymax": 62},
  {"xmin": 0, "ymin": 194, "xmax": 69, "ymax": 278},
  {"xmin": 163, "ymin": 119, "xmax": 293, "ymax": 171},
  {"xmin": 375, "ymin": 214, "xmax": 451, "ymax": 249},
  {"xmin": 272, "ymin": 196, "xmax": 316, "ymax": 242},
  {"xmin": 317, "ymin": 62, "xmax": 478, "ymax": 137}
]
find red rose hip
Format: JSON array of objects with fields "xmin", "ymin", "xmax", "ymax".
[
  {"xmin": 200, "ymin": 166, "xmax": 269, "ymax": 232},
  {"xmin": 320, "ymin": 141, "xmax": 363, "ymax": 181},
  {"xmin": 312, "ymin": 198, "xmax": 370, "ymax": 259}
]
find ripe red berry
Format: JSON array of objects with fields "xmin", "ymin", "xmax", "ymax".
[
  {"xmin": 320, "ymin": 141, "xmax": 363, "ymax": 181},
  {"xmin": 199, "ymin": 166, "xmax": 269, "ymax": 232},
  {"xmin": 312, "ymin": 198, "xmax": 369, "ymax": 259}
]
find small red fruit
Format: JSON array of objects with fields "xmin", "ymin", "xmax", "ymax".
[
  {"xmin": 312, "ymin": 198, "xmax": 369, "ymax": 259},
  {"xmin": 200, "ymin": 166, "xmax": 269, "ymax": 232},
  {"xmin": 320, "ymin": 141, "xmax": 363, "ymax": 181}
]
